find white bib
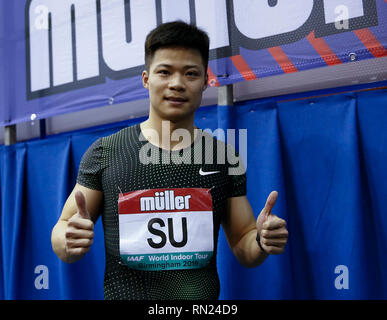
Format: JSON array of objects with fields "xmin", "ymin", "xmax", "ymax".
[{"xmin": 118, "ymin": 188, "xmax": 214, "ymax": 271}]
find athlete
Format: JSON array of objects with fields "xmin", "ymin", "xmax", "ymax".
[{"xmin": 51, "ymin": 21, "xmax": 288, "ymax": 299}]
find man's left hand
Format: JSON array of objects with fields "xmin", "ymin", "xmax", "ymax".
[{"xmin": 256, "ymin": 191, "xmax": 289, "ymax": 255}]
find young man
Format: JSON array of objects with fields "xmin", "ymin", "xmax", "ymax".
[{"xmin": 51, "ymin": 21, "xmax": 288, "ymax": 300}]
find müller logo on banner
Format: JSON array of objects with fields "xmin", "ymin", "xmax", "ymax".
[{"xmin": 25, "ymin": 0, "xmax": 378, "ymax": 99}]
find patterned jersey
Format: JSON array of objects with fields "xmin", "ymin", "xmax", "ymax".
[{"xmin": 77, "ymin": 123, "xmax": 246, "ymax": 299}]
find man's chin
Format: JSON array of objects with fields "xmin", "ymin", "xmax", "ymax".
[
  {"xmin": 160, "ymin": 108, "xmax": 196, "ymax": 123},
  {"xmin": 162, "ymin": 113, "xmax": 191, "ymax": 123}
]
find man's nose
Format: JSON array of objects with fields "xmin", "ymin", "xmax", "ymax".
[{"xmin": 168, "ymin": 73, "xmax": 185, "ymax": 91}]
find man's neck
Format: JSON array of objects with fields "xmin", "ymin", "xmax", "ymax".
[{"xmin": 140, "ymin": 114, "xmax": 198, "ymax": 151}]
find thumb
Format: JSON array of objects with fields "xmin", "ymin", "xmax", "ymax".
[
  {"xmin": 262, "ymin": 191, "xmax": 278, "ymax": 218},
  {"xmin": 75, "ymin": 190, "xmax": 90, "ymax": 220}
]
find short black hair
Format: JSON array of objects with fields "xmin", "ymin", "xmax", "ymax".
[{"xmin": 145, "ymin": 21, "xmax": 210, "ymax": 72}]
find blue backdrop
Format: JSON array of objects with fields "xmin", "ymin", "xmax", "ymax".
[{"xmin": 1, "ymin": 88, "xmax": 386, "ymax": 299}]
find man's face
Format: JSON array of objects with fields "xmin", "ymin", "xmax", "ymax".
[{"xmin": 142, "ymin": 47, "xmax": 208, "ymax": 123}]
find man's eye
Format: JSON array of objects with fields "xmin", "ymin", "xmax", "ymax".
[
  {"xmin": 158, "ymin": 70, "xmax": 169, "ymax": 75},
  {"xmin": 186, "ymin": 71, "xmax": 200, "ymax": 77}
]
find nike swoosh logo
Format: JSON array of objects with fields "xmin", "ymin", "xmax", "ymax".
[{"xmin": 199, "ymin": 168, "xmax": 220, "ymax": 176}]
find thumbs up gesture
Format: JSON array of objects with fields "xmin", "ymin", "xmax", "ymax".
[
  {"xmin": 256, "ymin": 191, "xmax": 288, "ymax": 255},
  {"xmin": 65, "ymin": 191, "xmax": 95, "ymax": 257}
]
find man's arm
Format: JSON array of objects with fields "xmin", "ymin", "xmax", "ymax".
[
  {"xmin": 221, "ymin": 192, "xmax": 288, "ymax": 268},
  {"xmin": 51, "ymin": 183, "xmax": 103, "ymax": 263}
]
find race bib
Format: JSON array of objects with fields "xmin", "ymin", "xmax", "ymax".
[{"xmin": 118, "ymin": 188, "xmax": 214, "ymax": 271}]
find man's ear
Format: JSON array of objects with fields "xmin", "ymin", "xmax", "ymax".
[
  {"xmin": 203, "ymin": 73, "xmax": 208, "ymax": 91},
  {"xmin": 142, "ymin": 70, "xmax": 149, "ymax": 89}
]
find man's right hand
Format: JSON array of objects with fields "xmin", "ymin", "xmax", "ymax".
[{"xmin": 64, "ymin": 191, "xmax": 95, "ymax": 257}]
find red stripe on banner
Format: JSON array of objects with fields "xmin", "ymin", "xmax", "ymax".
[
  {"xmin": 306, "ymin": 31, "xmax": 342, "ymax": 66},
  {"xmin": 230, "ymin": 55, "xmax": 258, "ymax": 81},
  {"xmin": 207, "ymin": 66, "xmax": 219, "ymax": 87},
  {"xmin": 267, "ymin": 47, "xmax": 298, "ymax": 74},
  {"xmin": 354, "ymin": 28, "xmax": 387, "ymax": 58}
]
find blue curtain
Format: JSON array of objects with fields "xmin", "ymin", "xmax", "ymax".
[{"xmin": 0, "ymin": 89, "xmax": 386, "ymax": 300}]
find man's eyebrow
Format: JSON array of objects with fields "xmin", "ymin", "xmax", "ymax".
[
  {"xmin": 154, "ymin": 63, "xmax": 201, "ymax": 70},
  {"xmin": 183, "ymin": 64, "xmax": 201, "ymax": 70},
  {"xmin": 154, "ymin": 64, "xmax": 172, "ymax": 69}
]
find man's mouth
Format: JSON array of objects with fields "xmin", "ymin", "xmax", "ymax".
[{"xmin": 165, "ymin": 96, "xmax": 188, "ymax": 103}]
